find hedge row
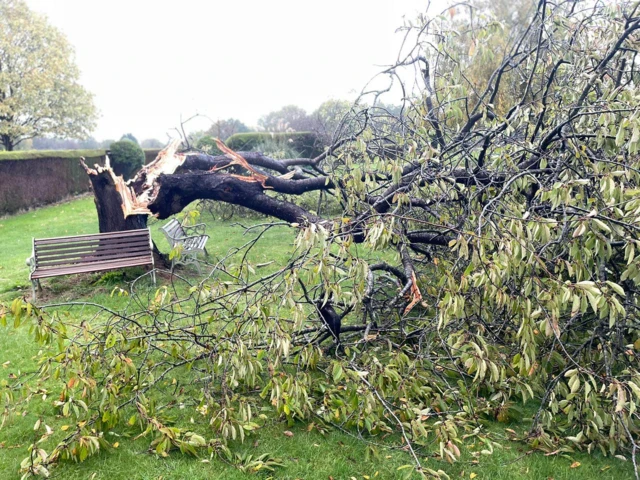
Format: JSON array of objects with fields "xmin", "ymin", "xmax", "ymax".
[
  {"xmin": 0, "ymin": 149, "xmax": 105, "ymax": 162},
  {"xmin": 0, "ymin": 152, "xmax": 106, "ymax": 215},
  {"xmin": 0, "ymin": 148, "xmax": 163, "ymax": 215},
  {"xmin": 0, "ymin": 148, "xmax": 161, "ymax": 163},
  {"xmin": 226, "ymin": 132, "xmax": 323, "ymax": 158},
  {"xmin": 143, "ymin": 149, "xmax": 161, "ymax": 164}
]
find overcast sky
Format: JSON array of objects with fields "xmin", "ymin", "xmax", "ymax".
[{"xmin": 25, "ymin": 0, "xmax": 430, "ymax": 142}]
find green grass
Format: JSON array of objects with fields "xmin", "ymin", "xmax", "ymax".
[
  {"xmin": 0, "ymin": 196, "xmax": 636, "ymax": 479},
  {"xmin": 0, "ymin": 149, "xmax": 106, "ymax": 161}
]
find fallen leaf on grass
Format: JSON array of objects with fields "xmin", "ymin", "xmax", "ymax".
[
  {"xmin": 60, "ymin": 425, "xmax": 70, "ymax": 431},
  {"xmin": 283, "ymin": 430, "xmax": 294, "ymax": 437},
  {"xmin": 570, "ymin": 461, "xmax": 581, "ymax": 468},
  {"xmin": 470, "ymin": 473, "xmax": 478, "ymax": 479}
]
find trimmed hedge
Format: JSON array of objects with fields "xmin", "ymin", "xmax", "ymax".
[
  {"xmin": 0, "ymin": 151, "xmax": 106, "ymax": 215},
  {"xmin": 143, "ymin": 149, "xmax": 162, "ymax": 164},
  {"xmin": 195, "ymin": 136, "xmax": 223, "ymax": 155},
  {"xmin": 0, "ymin": 149, "xmax": 105, "ymax": 161},
  {"xmin": 226, "ymin": 132, "xmax": 323, "ymax": 158},
  {"xmin": 109, "ymin": 141, "xmax": 145, "ymax": 179},
  {"xmin": 0, "ymin": 148, "xmax": 164, "ymax": 215}
]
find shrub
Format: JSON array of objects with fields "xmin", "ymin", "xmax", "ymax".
[
  {"xmin": 109, "ymin": 140, "xmax": 145, "ymax": 179},
  {"xmin": 226, "ymin": 132, "xmax": 323, "ymax": 158},
  {"xmin": 253, "ymin": 138, "xmax": 301, "ymax": 160},
  {"xmin": 195, "ymin": 135, "xmax": 223, "ymax": 155}
]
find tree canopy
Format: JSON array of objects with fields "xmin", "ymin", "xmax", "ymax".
[{"xmin": 0, "ymin": 0, "xmax": 97, "ymax": 151}]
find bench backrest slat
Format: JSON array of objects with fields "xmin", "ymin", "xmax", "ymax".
[
  {"xmin": 36, "ymin": 240, "xmax": 149, "ymax": 260},
  {"xmin": 35, "ymin": 229, "xmax": 149, "ymax": 245},
  {"xmin": 36, "ymin": 237, "xmax": 151, "ymax": 254},
  {"xmin": 161, "ymin": 219, "xmax": 187, "ymax": 246},
  {"xmin": 36, "ymin": 238, "xmax": 151, "ymax": 256},
  {"xmin": 33, "ymin": 229, "xmax": 152, "ymax": 270}
]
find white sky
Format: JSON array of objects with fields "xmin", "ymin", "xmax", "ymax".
[{"xmin": 25, "ymin": 0, "xmax": 431, "ymax": 142}]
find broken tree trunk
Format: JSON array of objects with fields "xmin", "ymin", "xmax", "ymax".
[
  {"xmin": 81, "ymin": 139, "xmax": 187, "ymax": 233},
  {"xmin": 83, "ymin": 163, "xmax": 149, "ymax": 233},
  {"xmin": 83, "ymin": 139, "xmax": 322, "ymax": 238}
]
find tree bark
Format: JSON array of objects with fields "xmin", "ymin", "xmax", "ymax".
[{"xmin": 85, "ymin": 163, "xmax": 148, "ymax": 232}]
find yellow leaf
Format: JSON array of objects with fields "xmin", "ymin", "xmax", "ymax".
[
  {"xmin": 60, "ymin": 425, "xmax": 70, "ymax": 431},
  {"xmin": 468, "ymin": 40, "xmax": 476, "ymax": 57},
  {"xmin": 470, "ymin": 473, "xmax": 478, "ymax": 479},
  {"xmin": 570, "ymin": 461, "xmax": 581, "ymax": 468},
  {"xmin": 113, "ymin": 442, "xmax": 119, "ymax": 448}
]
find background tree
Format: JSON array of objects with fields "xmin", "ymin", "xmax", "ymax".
[
  {"xmin": 0, "ymin": 0, "xmax": 97, "ymax": 151},
  {"xmin": 120, "ymin": 133, "xmax": 139, "ymax": 144},
  {"xmin": 98, "ymin": 138, "xmax": 116, "ymax": 149},
  {"xmin": 205, "ymin": 118, "xmax": 250, "ymax": 141},
  {"xmin": 308, "ymin": 99, "xmax": 352, "ymax": 144},
  {"xmin": 140, "ymin": 138, "xmax": 164, "ymax": 148},
  {"xmin": 31, "ymin": 136, "xmax": 100, "ymax": 150},
  {"xmin": 258, "ymin": 105, "xmax": 311, "ymax": 132},
  {"xmin": 434, "ymin": 0, "xmax": 537, "ymax": 114}
]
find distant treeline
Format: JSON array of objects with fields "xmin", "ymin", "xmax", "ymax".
[{"xmin": 3, "ymin": 136, "xmax": 166, "ymax": 152}]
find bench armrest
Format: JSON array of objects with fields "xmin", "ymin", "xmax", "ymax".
[
  {"xmin": 182, "ymin": 223, "xmax": 206, "ymax": 235},
  {"xmin": 26, "ymin": 256, "xmax": 35, "ymax": 273},
  {"xmin": 174, "ymin": 234, "xmax": 209, "ymax": 244}
]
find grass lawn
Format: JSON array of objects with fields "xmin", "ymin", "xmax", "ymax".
[{"xmin": 0, "ymin": 196, "xmax": 636, "ymax": 479}]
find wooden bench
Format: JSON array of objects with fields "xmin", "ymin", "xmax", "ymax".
[
  {"xmin": 160, "ymin": 219, "xmax": 209, "ymax": 273},
  {"xmin": 27, "ymin": 228, "xmax": 155, "ymax": 301}
]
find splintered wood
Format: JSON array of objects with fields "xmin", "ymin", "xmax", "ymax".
[
  {"xmin": 403, "ymin": 271, "xmax": 423, "ymax": 315},
  {"xmin": 213, "ymin": 139, "xmax": 270, "ymax": 187},
  {"xmin": 134, "ymin": 139, "xmax": 185, "ymax": 208},
  {"xmin": 81, "ymin": 139, "xmax": 186, "ymax": 218}
]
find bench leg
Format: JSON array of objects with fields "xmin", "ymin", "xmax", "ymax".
[
  {"xmin": 204, "ymin": 247, "xmax": 209, "ymax": 258},
  {"xmin": 31, "ymin": 280, "xmax": 40, "ymax": 302},
  {"xmin": 152, "ymin": 269, "xmax": 157, "ymax": 286}
]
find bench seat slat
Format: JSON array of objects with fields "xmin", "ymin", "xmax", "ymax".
[
  {"xmin": 36, "ymin": 249, "xmax": 154, "ymax": 267},
  {"xmin": 32, "ymin": 257, "xmax": 153, "ymax": 279}
]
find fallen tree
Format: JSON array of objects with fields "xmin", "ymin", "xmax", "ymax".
[{"xmin": 4, "ymin": 1, "xmax": 640, "ymax": 478}]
